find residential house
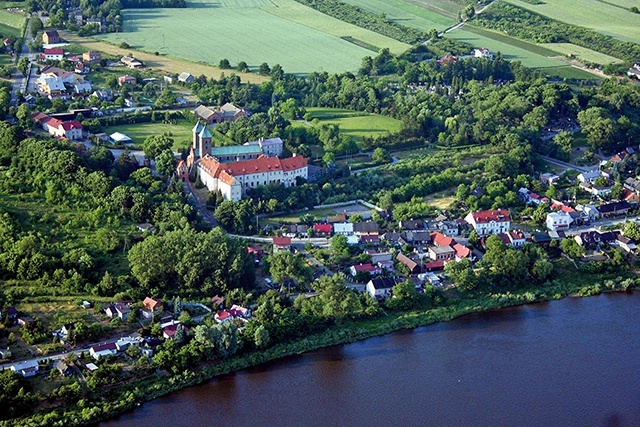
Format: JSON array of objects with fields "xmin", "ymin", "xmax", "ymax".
[
  {"xmin": 623, "ymin": 189, "xmax": 639, "ymax": 204},
  {"xmin": 423, "ymin": 260, "xmax": 445, "ymax": 272},
  {"xmin": 366, "ymin": 277, "xmax": 396, "ymax": 300},
  {"xmin": 43, "ymin": 48, "xmax": 63, "ymax": 61},
  {"xmin": 85, "ymin": 363, "xmax": 99, "ymax": 373},
  {"xmin": 193, "ymin": 103, "xmax": 249, "ymax": 124},
  {"xmin": 574, "ymin": 231, "xmax": 618, "ymax": 247},
  {"xmin": 404, "ymin": 231, "xmax": 431, "ymax": 245},
  {"xmin": 327, "ymin": 214, "xmax": 347, "ymax": 223},
  {"xmin": 506, "ymin": 230, "xmax": 526, "ymax": 248},
  {"xmin": 367, "ymin": 250, "xmax": 392, "ymax": 264},
  {"xmin": 579, "ymin": 182, "xmax": 611, "ymax": 198},
  {"xmin": 197, "ymin": 154, "xmax": 308, "ymax": 202},
  {"xmin": 229, "ymin": 304, "xmax": 251, "ymax": 319},
  {"xmin": 577, "ymin": 170, "xmax": 601, "ymax": 184},
  {"xmin": 73, "ymin": 80, "xmax": 92, "ymax": 94},
  {"xmin": 519, "ymin": 188, "xmax": 550, "ymax": 206},
  {"xmin": 91, "ymin": 89, "xmax": 113, "ymax": 101},
  {"xmin": 47, "ymin": 119, "xmax": 83, "ymax": 140},
  {"xmin": 10, "ymin": 360, "xmax": 39, "ymax": 377},
  {"xmin": 474, "ymin": 48, "xmax": 493, "ymax": 59},
  {"xmin": 360, "ymin": 235, "xmax": 380, "ymax": 245},
  {"xmin": 105, "ymin": 302, "xmax": 130, "ymax": 320},
  {"xmin": 142, "ymin": 297, "xmax": 162, "ymax": 319},
  {"xmin": 616, "ymin": 235, "xmax": 637, "ymax": 253},
  {"xmin": 540, "ymin": 173, "xmax": 560, "ymax": 186},
  {"xmin": 214, "ymin": 310, "xmax": 233, "ymax": 324},
  {"xmin": 118, "ymin": 75, "xmax": 137, "ymax": 85},
  {"xmin": 576, "ymin": 205, "xmax": 599, "ymax": 222},
  {"xmin": 624, "ymin": 177, "xmax": 640, "ymax": 194},
  {"xmin": 272, "ymin": 236, "xmax": 291, "ymax": 253},
  {"xmin": 124, "ymin": 98, "xmax": 137, "ymax": 108},
  {"xmin": 597, "ymin": 201, "xmax": 631, "ymax": 217},
  {"xmin": 398, "ymin": 219, "xmax": 424, "ymax": 231},
  {"xmin": 163, "ymin": 75, "xmax": 174, "ymax": 84},
  {"xmin": 89, "ymin": 342, "xmax": 118, "ymax": 360},
  {"xmin": 334, "ymin": 222, "xmax": 354, "ymax": 236},
  {"xmin": 56, "ymin": 360, "xmax": 74, "ymax": 377},
  {"xmin": 41, "ymin": 66, "xmax": 76, "ymax": 84},
  {"xmin": 245, "ymin": 137, "xmax": 284, "ymax": 157},
  {"xmin": 546, "ymin": 212, "xmax": 573, "ymax": 232},
  {"xmin": 353, "ymin": 221, "xmax": 380, "ymax": 235},
  {"xmin": 428, "ymin": 245, "xmax": 455, "ymax": 261},
  {"xmin": 115, "ymin": 337, "xmax": 140, "ymax": 351},
  {"xmin": 136, "ymin": 223, "xmax": 156, "ymax": 233},
  {"xmin": 5, "ymin": 306, "xmax": 17, "ymax": 323},
  {"xmin": 313, "ymin": 223, "xmax": 333, "ymax": 236},
  {"xmin": 464, "ymin": 209, "xmax": 511, "ymax": 236},
  {"xmin": 350, "ymin": 263, "xmax": 381, "ymax": 277},
  {"xmin": 43, "ymin": 30, "xmax": 61, "ymax": 44},
  {"xmin": 121, "ymin": 56, "xmax": 143, "ymax": 68},
  {"xmin": 17, "ymin": 316, "xmax": 35, "ymax": 327},
  {"xmin": 381, "ymin": 232, "xmax": 403, "ymax": 245},
  {"xmin": 178, "ymin": 72, "xmax": 194, "ymax": 83},
  {"xmin": 431, "ymin": 232, "xmax": 455, "ymax": 247},
  {"xmin": 60, "ymin": 323, "xmax": 75, "ymax": 339},
  {"xmin": 0, "ymin": 348, "xmax": 12, "ymax": 359},
  {"xmin": 452, "ymin": 243, "xmax": 472, "ymax": 261},
  {"xmin": 83, "ymin": 51, "xmax": 101, "ymax": 63},
  {"xmin": 377, "ymin": 260, "xmax": 394, "ymax": 271},
  {"xmin": 161, "ymin": 321, "xmax": 187, "ymax": 339},
  {"xmin": 628, "ymin": 62, "xmax": 640, "ymax": 79},
  {"xmin": 396, "ymin": 253, "xmax": 421, "ymax": 275},
  {"xmin": 37, "ymin": 75, "xmax": 66, "ymax": 98},
  {"xmin": 210, "ymin": 295, "xmax": 225, "ymax": 311}
]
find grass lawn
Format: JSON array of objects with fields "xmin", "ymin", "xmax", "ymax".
[
  {"xmin": 538, "ymin": 43, "xmax": 624, "ymax": 65},
  {"xmin": 305, "ymin": 107, "xmax": 403, "ymax": 141},
  {"xmin": 97, "ymin": 0, "xmax": 409, "ymax": 75},
  {"xmin": 504, "ymin": 0, "xmax": 640, "ymax": 44},
  {"xmin": 104, "ymin": 120, "xmax": 208, "ymax": 150},
  {"xmin": 539, "ymin": 65, "xmax": 603, "ymax": 80},
  {"xmin": 260, "ymin": 207, "xmax": 340, "ymax": 226},
  {"xmin": 340, "ymin": 0, "xmax": 458, "ymax": 32}
]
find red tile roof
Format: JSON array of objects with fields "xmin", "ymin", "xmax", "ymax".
[
  {"xmin": 198, "ymin": 154, "xmax": 307, "ymax": 187},
  {"xmin": 60, "ymin": 120, "xmax": 82, "ymax": 131},
  {"xmin": 31, "ymin": 111, "xmax": 49, "ymax": 123},
  {"xmin": 431, "ymin": 232, "xmax": 455, "ymax": 247},
  {"xmin": 469, "ymin": 209, "xmax": 510, "ymax": 224},
  {"xmin": 423, "ymin": 260, "xmax": 445, "ymax": 271},
  {"xmin": 143, "ymin": 297, "xmax": 162, "ymax": 311},
  {"xmin": 273, "ymin": 236, "xmax": 291, "ymax": 246},
  {"xmin": 452, "ymin": 243, "xmax": 471, "ymax": 258},
  {"xmin": 44, "ymin": 48, "xmax": 63, "ymax": 55},
  {"xmin": 313, "ymin": 223, "xmax": 332, "ymax": 233},
  {"xmin": 352, "ymin": 263, "xmax": 377, "ymax": 272}
]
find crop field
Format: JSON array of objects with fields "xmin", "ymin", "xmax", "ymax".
[
  {"xmin": 504, "ymin": 0, "xmax": 640, "ymax": 44},
  {"xmin": 305, "ymin": 107, "xmax": 403, "ymax": 141},
  {"xmin": 99, "ymin": 0, "xmax": 410, "ymax": 75},
  {"xmin": 538, "ymin": 43, "xmax": 623, "ymax": 65},
  {"xmin": 340, "ymin": 0, "xmax": 458, "ymax": 32},
  {"xmin": 0, "ymin": 8, "xmax": 24, "ymax": 37}
]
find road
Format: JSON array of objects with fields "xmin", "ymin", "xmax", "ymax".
[{"xmin": 539, "ymin": 155, "xmax": 597, "ymax": 173}]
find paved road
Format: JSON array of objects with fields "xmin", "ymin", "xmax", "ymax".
[{"xmin": 540, "ymin": 155, "xmax": 597, "ymax": 173}]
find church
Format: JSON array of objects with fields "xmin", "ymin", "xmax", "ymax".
[{"xmin": 177, "ymin": 122, "xmax": 308, "ymax": 202}]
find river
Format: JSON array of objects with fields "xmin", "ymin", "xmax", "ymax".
[{"xmin": 102, "ymin": 292, "xmax": 640, "ymax": 427}]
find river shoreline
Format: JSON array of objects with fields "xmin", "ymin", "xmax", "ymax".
[{"xmin": 9, "ymin": 277, "xmax": 640, "ymax": 427}]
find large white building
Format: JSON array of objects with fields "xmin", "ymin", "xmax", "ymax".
[
  {"xmin": 197, "ymin": 154, "xmax": 308, "ymax": 201},
  {"xmin": 464, "ymin": 209, "xmax": 511, "ymax": 236},
  {"xmin": 245, "ymin": 137, "xmax": 284, "ymax": 157},
  {"xmin": 546, "ymin": 212, "xmax": 573, "ymax": 232}
]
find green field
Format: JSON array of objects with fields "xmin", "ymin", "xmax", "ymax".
[
  {"xmin": 340, "ymin": 0, "xmax": 458, "ymax": 32},
  {"xmin": 0, "ymin": 8, "xmax": 24, "ymax": 37},
  {"xmin": 538, "ymin": 42, "xmax": 623, "ymax": 65},
  {"xmin": 105, "ymin": 120, "xmax": 208, "ymax": 150},
  {"xmin": 505, "ymin": 0, "xmax": 640, "ymax": 44},
  {"xmin": 306, "ymin": 107, "xmax": 403, "ymax": 141},
  {"xmin": 99, "ymin": 0, "xmax": 410, "ymax": 75}
]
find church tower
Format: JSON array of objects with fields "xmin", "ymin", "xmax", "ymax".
[
  {"xmin": 198, "ymin": 125, "xmax": 212, "ymax": 158},
  {"xmin": 192, "ymin": 121, "xmax": 203, "ymax": 155}
]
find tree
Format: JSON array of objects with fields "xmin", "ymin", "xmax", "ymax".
[
  {"xmin": 610, "ymin": 183, "xmax": 624, "ymax": 200},
  {"xmin": 155, "ymin": 149, "xmax": 177, "ymax": 178},
  {"xmin": 237, "ymin": 61, "xmax": 248, "ymax": 73},
  {"xmin": 254, "ymin": 324, "xmax": 270, "ymax": 348},
  {"xmin": 267, "ymin": 250, "xmax": 310, "ymax": 285},
  {"xmin": 143, "ymin": 135, "xmax": 174, "ymax": 160},
  {"xmin": 331, "ymin": 234, "xmax": 349, "ymax": 258},
  {"xmin": 445, "ymin": 258, "xmax": 477, "ymax": 291},
  {"xmin": 577, "ymin": 107, "xmax": 615, "ymax": 150},
  {"xmin": 561, "ymin": 238, "xmax": 584, "ymax": 259},
  {"xmin": 218, "ymin": 58, "xmax": 231, "ymax": 69},
  {"xmin": 258, "ymin": 62, "xmax": 271, "ymax": 76},
  {"xmin": 371, "ymin": 147, "xmax": 391, "ymax": 164},
  {"xmin": 387, "ymin": 280, "xmax": 417, "ymax": 310},
  {"xmin": 623, "ymin": 221, "xmax": 640, "ymax": 241},
  {"xmin": 30, "ymin": 17, "xmax": 44, "ymax": 38}
]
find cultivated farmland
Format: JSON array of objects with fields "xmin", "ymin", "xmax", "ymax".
[
  {"xmin": 504, "ymin": 0, "xmax": 640, "ymax": 44},
  {"xmin": 99, "ymin": 0, "xmax": 410, "ymax": 75},
  {"xmin": 538, "ymin": 43, "xmax": 623, "ymax": 65},
  {"xmin": 0, "ymin": 8, "xmax": 24, "ymax": 37}
]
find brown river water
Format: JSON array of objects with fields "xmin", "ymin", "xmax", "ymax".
[{"xmin": 101, "ymin": 292, "xmax": 640, "ymax": 427}]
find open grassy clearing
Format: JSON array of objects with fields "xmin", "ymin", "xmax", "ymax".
[
  {"xmin": 98, "ymin": 0, "xmax": 407, "ymax": 75},
  {"xmin": 259, "ymin": 207, "xmax": 341, "ymax": 226},
  {"xmin": 104, "ymin": 119, "xmax": 211, "ymax": 150},
  {"xmin": 61, "ymin": 31, "xmax": 268, "ymax": 84},
  {"xmin": 539, "ymin": 65, "xmax": 603, "ymax": 80},
  {"xmin": 402, "ymin": 0, "xmax": 463, "ymax": 20},
  {"xmin": 504, "ymin": 0, "xmax": 640, "ymax": 44},
  {"xmin": 0, "ymin": 9, "xmax": 24, "ymax": 37},
  {"xmin": 340, "ymin": 0, "xmax": 457, "ymax": 32},
  {"xmin": 424, "ymin": 191, "xmax": 456, "ymax": 209},
  {"xmin": 447, "ymin": 26, "xmax": 566, "ymax": 69},
  {"xmin": 538, "ymin": 42, "xmax": 623, "ymax": 65},
  {"xmin": 306, "ymin": 108, "xmax": 403, "ymax": 141}
]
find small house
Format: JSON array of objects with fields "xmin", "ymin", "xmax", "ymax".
[
  {"xmin": 214, "ymin": 310, "xmax": 233, "ymax": 324},
  {"xmin": 366, "ymin": 277, "xmax": 396, "ymax": 300},
  {"xmin": 105, "ymin": 302, "xmax": 130, "ymax": 320},
  {"xmin": 396, "ymin": 253, "xmax": 421, "ymax": 275},
  {"xmin": 334, "ymin": 222, "xmax": 354, "ymax": 235},
  {"xmin": 272, "ymin": 236, "xmax": 291, "ymax": 253},
  {"xmin": 142, "ymin": 297, "xmax": 162, "ymax": 319},
  {"xmin": 428, "ymin": 245, "xmax": 455, "ymax": 261},
  {"xmin": 178, "ymin": 72, "xmax": 194, "ymax": 84},
  {"xmin": 313, "ymin": 223, "xmax": 333, "ymax": 236},
  {"xmin": 10, "ymin": 360, "xmax": 39, "ymax": 378},
  {"xmin": 136, "ymin": 223, "xmax": 156, "ymax": 233},
  {"xmin": 89, "ymin": 342, "xmax": 118, "ymax": 360},
  {"xmin": 350, "ymin": 263, "xmax": 381, "ymax": 277},
  {"xmin": 118, "ymin": 75, "xmax": 137, "ymax": 86},
  {"xmin": 229, "ymin": 304, "xmax": 251, "ymax": 319},
  {"xmin": 83, "ymin": 51, "xmax": 101, "ymax": 63},
  {"xmin": 85, "ymin": 363, "xmax": 99, "ymax": 373},
  {"xmin": 56, "ymin": 360, "xmax": 74, "ymax": 377},
  {"xmin": 43, "ymin": 30, "xmax": 61, "ymax": 44}
]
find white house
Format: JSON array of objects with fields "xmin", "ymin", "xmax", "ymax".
[
  {"xmin": 577, "ymin": 170, "xmax": 601, "ymax": 184},
  {"xmin": 333, "ymin": 222, "xmax": 354, "ymax": 235},
  {"xmin": 546, "ymin": 212, "xmax": 573, "ymax": 232},
  {"xmin": 464, "ymin": 209, "xmax": 511, "ymax": 237},
  {"xmin": 616, "ymin": 235, "xmax": 637, "ymax": 253},
  {"xmin": 10, "ymin": 360, "xmax": 39, "ymax": 377},
  {"xmin": 197, "ymin": 154, "xmax": 308, "ymax": 202},
  {"xmin": 89, "ymin": 342, "xmax": 118, "ymax": 360},
  {"xmin": 43, "ymin": 48, "xmax": 64, "ymax": 61},
  {"xmin": 474, "ymin": 48, "xmax": 493, "ymax": 59},
  {"xmin": 366, "ymin": 277, "xmax": 396, "ymax": 300},
  {"xmin": 73, "ymin": 80, "xmax": 92, "ymax": 93},
  {"xmin": 178, "ymin": 72, "xmax": 194, "ymax": 83}
]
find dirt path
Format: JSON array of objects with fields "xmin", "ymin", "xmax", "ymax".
[{"xmin": 59, "ymin": 31, "xmax": 269, "ymax": 85}]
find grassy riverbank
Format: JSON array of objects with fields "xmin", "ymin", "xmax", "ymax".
[{"xmin": 7, "ymin": 264, "xmax": 639, "ymax": 426}]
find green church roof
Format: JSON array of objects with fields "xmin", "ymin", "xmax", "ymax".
[
  {"xmin": 192, "ymin": 121, "xmax": 203, "ymax": 133},
  {"xmin": 199, "ymin": 126, "xmax": 212, "ymax": 138}
]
